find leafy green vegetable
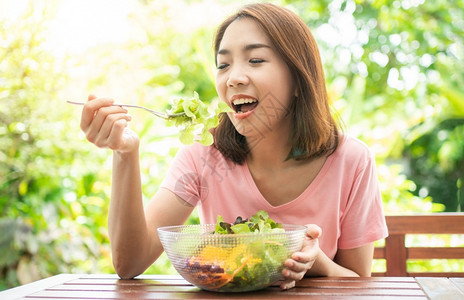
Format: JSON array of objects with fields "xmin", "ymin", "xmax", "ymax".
[
  {"xmin": 207, "ymin": 211, "xmax": 288, "ymax": 290},
  {"xmin": 183, "ymin": 210, "xmax": 289, "ymax": 291},
  {"xmin": 228, "ymin": 237, "xmax": 287, "ymax": 290},
  {"xmin": 214, "ymin": 210, "xmax": 284, "ymax": 235},
  {"xmin": 166, "ymin": 91, "xmax": 232, "ymax": 145}
]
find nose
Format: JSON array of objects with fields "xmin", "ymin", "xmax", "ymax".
[{"xmin": 226, "ymin": 66, "xmax": 249, "ymax": 88}]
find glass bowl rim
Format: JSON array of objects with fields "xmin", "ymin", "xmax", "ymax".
[{"xmin": 157, "ymin": 223, "xmax": 307, "ymax": 237}]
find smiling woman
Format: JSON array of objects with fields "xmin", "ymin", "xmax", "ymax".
[
  {"xmin": 214, "ymin": 17, "xmax": 296, "ymax": 141},
  {"xmin": 1, "ymin": 0, "xmax": 461, "ymax": 291},
  {"xmin": 73, "ymin": 1, "xmax": 388, "ymax": 292},
  {"xmin": 213, "ymin": 4, "xmax": 338, "ymax": 164}
]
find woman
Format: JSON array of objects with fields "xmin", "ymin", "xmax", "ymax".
[{"xmin": 79, "ymin": 3, "xmax": 388, "ymax": 290}]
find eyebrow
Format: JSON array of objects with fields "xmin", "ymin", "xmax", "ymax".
[{"xmin": 217, "ymin": 43, "xmax": 272, "ymax": 55}]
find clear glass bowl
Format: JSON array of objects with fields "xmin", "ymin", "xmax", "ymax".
[{"xmin": 157, "ymin": 224, "xmax": 307, "ymax": 292}]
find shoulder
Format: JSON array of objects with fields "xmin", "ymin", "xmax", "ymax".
[
  {"xmin": 331, "ymin": 135, "xmax": 375, "ymax": 168},
  {"xmin": 338, "ymin": 135, "xmax": 373, "ymax": 155}
]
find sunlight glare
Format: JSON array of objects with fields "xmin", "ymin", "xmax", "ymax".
[
  {"xmin": 0, "ymin": 0, "xmax": 138, "ymax": 56},
  {"xmin": 46, "ymin": 0, "xmax": 138, "ymax": 56}
]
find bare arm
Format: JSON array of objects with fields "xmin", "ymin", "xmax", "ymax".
[
  {"xmin": 333, "ymin": 244, "xmax": 374, "ymax": 276},
  {"xmin": 280, "ymin": 224, "xmax": 374, "ymax": 289},
  {"xmin": 109, "ymin": 155, "xmax": 194, "ymax": 278},
  {"xmin": 307, "ymin": 243, "xmax": 374, "ymax": 277},
  {"xmin": 80, "ymin": 95, "xmax": 193, "ymax": 279},
  {"xmin": 108, "ymin": 149, "xmax": 146, "ymax": 278}
]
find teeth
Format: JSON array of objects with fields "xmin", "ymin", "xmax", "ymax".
[{"xmin": 232, "ymin": 98, "xmax": 257, "ymax": 105}]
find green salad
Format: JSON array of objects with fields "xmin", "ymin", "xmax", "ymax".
[
  {"xmin": 183, "ymin": 210, "xmax": 290, "ymax": 292},
  {"xmin": 214, "ymin": 210, "xmax": 285, "ymax": 234},
  {"xmin": 166, "ymin": 92, "xmax": 231, "ymax": 145}
]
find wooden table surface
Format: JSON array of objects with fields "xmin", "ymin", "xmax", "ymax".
[{"xmin": 1, "ymin": 274, "xmax": 463, "ymax": 300}]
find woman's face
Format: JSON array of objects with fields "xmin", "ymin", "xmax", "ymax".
[{"xmin": 215, "ymin": 17, "xmax": 295, "ymax": 141}]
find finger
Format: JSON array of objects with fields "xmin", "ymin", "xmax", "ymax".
[
  {"xmin": 100, "ymin": 113, "xmax": 131, "ymax": 143},
  {"xmin": 85, "ymin": 107, "xmax": 128, "ymax": 143},
  {"xmin": 91, "ymin": 107, "xmax": 129, "ymax": 137},
  {"xmin": 305, "ymin": 224, "xmax": 322, "ymax": 239},
  {"xmin": 284, "ymin": 257, "xmax": 311, "ymax": 273},
  {"xmin": 282, "ymin": 267, "xmax": 305, "ymax": 281},
  {"xmin": 80, "ymin": 97, "xmax": 116, "ymax": 131},
  {"xmin": 280, "ymin": 279, "xmax": 295, "ymax": 290},
  {"xmin": 88, "ymin": 94, "xmax": 97, "ymax": 101},
  {"xmin": 291, "ymin": 249, "xmax": 314, "ymax": 263},
  {"xmin": 100, "ymin": 112, "xmax": 132, "ymax": 139},
  {"xmin": 106, "ymin": 119, "xmax": 128, "ymax": 150},
  {"xmin": 93, "ymin": 113, "xmax": 131, "ymax": 147}
]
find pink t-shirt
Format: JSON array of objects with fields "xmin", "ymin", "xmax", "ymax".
[{"xmin": 160, "ymin": 135, "xmax": 388, "ymax": 259}]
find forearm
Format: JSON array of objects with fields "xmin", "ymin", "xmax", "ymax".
[
  {"xmin": 108, "ymin": 149, "xmax": 156, "ymax": 278},
  {"xmin": 306, "ymin": 249, "xmax": 360, "ymax": 277}
]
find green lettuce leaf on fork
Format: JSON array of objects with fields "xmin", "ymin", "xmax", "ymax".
[{"xmin": 166, "ymin": 92, "xmax": 232, "ymax": 145}]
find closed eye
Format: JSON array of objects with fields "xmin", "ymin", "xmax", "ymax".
[
  {"xmin": 217, "ymin": 63, "xmax": 229, "ymax": 70},
  {"xmin": 250, "ymin": 58, "xmax": 265, "ymax": 64}
]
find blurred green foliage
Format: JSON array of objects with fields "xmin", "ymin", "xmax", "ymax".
[
  {"xmin": 285, "ymin": 0, "xmax": 463, "ymax": 211},
  {"xmin": 0, "ymin": 0, "xmax": 463, "ymax": 290},
  {"xmin": 0, "ymin": 5, "xmax": 114, "ymax": 289}
]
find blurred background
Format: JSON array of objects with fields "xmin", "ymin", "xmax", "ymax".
[{"xmin": 1, "ymin": 0, "xmax": 463, "ymax": 289}]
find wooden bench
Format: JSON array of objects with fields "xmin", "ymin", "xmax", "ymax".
[{"xmin": 373, "ymin": 213, "xmax": 464, "ymax": 277}]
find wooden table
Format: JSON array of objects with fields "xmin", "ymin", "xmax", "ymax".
[{"xmin": 1, "ymin": 274, "xmax": 463, "ymax": 299}]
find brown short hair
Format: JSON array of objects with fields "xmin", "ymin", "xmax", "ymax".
[{"xmin": 213, "ymin": 3, "xmax": 340, "ymax": 164}]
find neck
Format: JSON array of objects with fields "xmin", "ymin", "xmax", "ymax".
[
  {"xmin": 244, "ymin": 112, "xmax": 294, "ymax": 169},
  {"xmin": 246, "ymin": 127, "xmax": 297, "ymax": 171},
  {"xmin": 248, "ymin": 141, "xmax": 289, "ymax": 166}
]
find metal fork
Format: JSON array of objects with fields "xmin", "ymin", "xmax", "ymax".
[{"xmin": 66, "ymin": 100, "xmax": 186, "ymax": 119}]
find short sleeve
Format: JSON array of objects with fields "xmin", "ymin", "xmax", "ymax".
[
  {"xmin": 338, "ymin": 151, "xmax": 388, "ymax": 249},
  {"xmin": 159, "ymin": 145, "xmax": 202, "ymax": 206}
]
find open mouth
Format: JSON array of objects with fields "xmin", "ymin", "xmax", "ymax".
[{"xmin": 232, "ymin": 98, "xmax": 259, "ymax": 113}]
